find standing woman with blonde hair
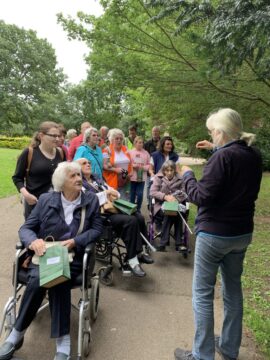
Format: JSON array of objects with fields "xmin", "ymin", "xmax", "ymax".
[
  {"xmin": 12, "ymin": 121, "xmax": 65, "ymax": 219},
  {"xmin": 102, "ymin": 128, "xmax": 132, "ymax": 200},
  {"xmin": 175, "ymin": 108, "xmax": 262, "ymax": 360}
]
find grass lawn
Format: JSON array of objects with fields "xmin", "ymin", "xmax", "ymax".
[{"xmin": 0, "ymin": 148, "xmax": 21, "ymax": 198}]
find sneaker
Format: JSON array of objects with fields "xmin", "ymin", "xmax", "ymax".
[
  {"xmin": 174, "ymin": 348, "xmax": 195, "ymax": 360},
  {"xmin": 179, "ymin": 245, "xmax": 187, "ymax": 252},
  {"xmin": 215, "ymin": 336, "xmax": 236, "ymax": 360}
]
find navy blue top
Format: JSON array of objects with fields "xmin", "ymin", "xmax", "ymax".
[
  {"xmin": 151, "ymin": 150, "xmax": 179, "ymax": 174},
  {"xmin": 184, "ymin": 140, "xmax": 262, "ymax": 236}
]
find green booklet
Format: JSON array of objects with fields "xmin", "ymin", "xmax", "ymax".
[{"xmin": 162, "ymin": 201, "xmax": 179, "ymax": 216}]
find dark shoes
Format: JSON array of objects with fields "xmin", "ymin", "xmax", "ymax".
[
  {"xmin": 157, "ymin": 245, "xmax": 166, "ymax": 252},
  {"xmin": 0, "ymin": 337, "xmax": 24, "ymax": 360},
  {"xmin": 138, "ymin": 253, "xmax": 154, "ymax": 264},
  {"xmin": 54, "ymin": 352, "xmax": 70, "ymax": 360},
  {"xmin": 215, "ymin": 336, "xmax": 236, "ymax": 360},
  {"xmin": 174, "ymin": 348, "xmax": 195, "ymax": 360},
  {"xmin": 129, "ymin": 264, "xmax": 146, "ymax": 277}
]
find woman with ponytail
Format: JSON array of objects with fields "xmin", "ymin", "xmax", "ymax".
[
  {"xmin": 175, "ymin": 108, "xmax": 262, "ymax": 360},
  {"xmin": 12, "ymin": 121, "xmax": 65, "ymax": 219}
]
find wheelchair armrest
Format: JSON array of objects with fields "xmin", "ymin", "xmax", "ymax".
[
  {"xmin": 84, "ymin": 242, "xmax": 95, "ymax": 255},
  {"xmin": 16, "ymin": 242, "xmax": 24, "ymax": 250}
]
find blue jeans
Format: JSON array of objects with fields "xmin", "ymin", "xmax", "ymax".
[
  {"xmin": 130, "ymin": 181, "xmax": 145, "ymax": 211},
  {"xmin": 192, "ymin": 232, "xmax": 252, "ymax": 360}
]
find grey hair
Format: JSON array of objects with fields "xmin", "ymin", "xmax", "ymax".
[
  {"xmin": 161, "ymin": 160, "xmax": 176, "ymax": 174},
  {"xmin": 52, "ymin": 161, "xmax": 81, "ymax": 192},
  {"xmin": 66, "ymin": 128, "xmax": 77, "ymax": 139},
  {"xmin": 107, "ymin": 128, "xmax": 125, "ymax": 143},
  {"xmin": 83, "ymin": 127, "xmax": 98, "ymax": 143},
  {"xmin": 206, "ymin": 108, "xmax": 256, "ymax": 146}
]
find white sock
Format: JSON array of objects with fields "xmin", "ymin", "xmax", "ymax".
[
  {"xmin": 6, "ymin": 328, "xmax": 25, "ymax": 345},
  {"xmin": 128, "ymin": 256, "xmax": 139, "ymax": 268},
  {"xmin": 56, "ymin": 334, "xmax": 70, "ymax": 356}
]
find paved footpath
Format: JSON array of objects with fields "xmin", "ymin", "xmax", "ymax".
[{"xmin": 0, "ymin": 177, "xmax": 264, "ymax": 359}]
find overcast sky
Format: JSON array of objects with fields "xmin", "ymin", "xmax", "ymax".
[{"xmin": 0, "ymin": 0, "xmax": 103, "ymax": 83}]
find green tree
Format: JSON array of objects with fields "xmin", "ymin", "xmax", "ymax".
[{"xmin": 0, "ymin": 20, "xmax": 65, "ymax": 132}]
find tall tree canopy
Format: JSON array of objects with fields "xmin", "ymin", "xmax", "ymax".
[
  {"xmin": 58, "ymin": 0, "xmax": 269, "ymax": 155},
  {"xmin": 0, "ymin": 20, "xmax": 65, "ymax": 132}
]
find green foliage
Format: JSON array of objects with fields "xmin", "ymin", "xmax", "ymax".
[
  {"xmin": 58, "ymin": 0, "xmax": 270, "ymax": 149},
  {"xmin": 0, "ymin": 136, "xmax": 31, "ymax": 150},
  {"xmin": 255, "ymin": 121, "xmax": 270, "ymax": 171},
  {"xmin": 0, "ymin": 148, "xmax": 21, "ymax": 198},
  {"xmin": 0, "ymin": 20, "xmax": 65, "ymax": 132}
]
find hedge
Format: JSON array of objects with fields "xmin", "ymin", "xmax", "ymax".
[{"xmin": 0, "ymin": 136, "xmax": 31, "ymax": 150}]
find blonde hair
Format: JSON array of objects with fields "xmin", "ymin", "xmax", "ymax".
[
  {"xmin": 134, "ymin": 136, "xmax": 143, "ymax": 144},
  {"xmin": 107, "ymin": 128, "xmax": 124, "ymax": 143},
  {"xmin": 66, "ymin": 129, "xmax": 77, "ymax": 139},
  {"xmin": 206, "ymin": 108, "xmax": 255, "ymax": 146}
]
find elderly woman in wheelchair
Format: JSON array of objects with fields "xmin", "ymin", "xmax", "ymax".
[
  {"xmin": 76, "ymin": 158, "xmax": 154, "ymax": 278},
  {"xmin": 150, "ymin": 160, "xmax": 188, "ymax": 252},
  {"xmin": 0, "ymin": 162, "xmax": 102, "ymax": 360}
]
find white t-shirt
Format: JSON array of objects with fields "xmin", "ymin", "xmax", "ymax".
[{"xmin": 114, "ymin": 150, "xmax": 130, "ymax": 170}]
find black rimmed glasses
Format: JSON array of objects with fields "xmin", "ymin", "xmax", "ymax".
[{"xmin": 45, "ymin": 133, "xmax": 60, "ymax": 139}]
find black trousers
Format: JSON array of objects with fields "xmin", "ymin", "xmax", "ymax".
[
  {"xmin": 15, "ymin": 261, "xmax": 82, "ymax": 338},
  {"xmin": 109, "ymin": 212, "xmax": 148, "ymax": 260},
  {"xmin": 155, "ymin": 210, "xmax": 183, "ymax": 246}
]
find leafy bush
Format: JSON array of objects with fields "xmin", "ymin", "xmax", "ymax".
[
  {"xmin": 255, "ymin": 123, "xmax": 270, "ymax": 171},
  {"xmin": 0, "ymin": 136, "xmax": 31, "ymax": 150}
]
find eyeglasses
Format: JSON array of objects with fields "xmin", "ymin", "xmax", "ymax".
[
  {"xmin": 114, "ymin": 137, "xmax": 123, "ymax": 141},
  {"xmin": 207, "ymin": 129, "xmax": 214, "ymax": 136},
  {"xmin": 45, "ymin": 133, "xmax": 60, "ymax": 139},
  {"xmin": 81, "ymin": 161, "xmax": 91, "ymax": 165}
]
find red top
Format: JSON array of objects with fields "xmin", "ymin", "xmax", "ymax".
[{"xmin": 67, "ymin": 134, "xmax": 83, "ymax": 161}]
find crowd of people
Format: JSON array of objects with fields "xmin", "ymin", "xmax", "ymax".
[{"xmin": 0, "ymin": 108, "xmax": 263, "ymax": 360}]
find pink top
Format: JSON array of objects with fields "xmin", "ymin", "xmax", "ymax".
[{"xmin": 129, "ymin": 148, "xmax": 150, "ymax": 182}]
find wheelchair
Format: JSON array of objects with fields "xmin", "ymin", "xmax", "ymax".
[
  {"xmin": 0, "ymin": 242, "xmax": 100, "ymax": 360},
  {"xmin": 147, "ymin": 196, "xmax": 192, "ymax": 259},
  {"xmin": 96, "ymin": 215, "xmax": 132, "ymax": 286}
]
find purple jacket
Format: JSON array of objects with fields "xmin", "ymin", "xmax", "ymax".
[
  {"xmin": 150, "ymin": 172, "xmax": 187, "ymax": 216},
  {"xmin": 184, "ymin": 140, "xmax": 262, "ymax": 236}
]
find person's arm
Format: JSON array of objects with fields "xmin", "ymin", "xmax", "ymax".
[
  {"xmin": 149, "ymin": 158, "xmax": 155, "ymax": 177},
  {"xmin": 143, "ymin": 152, "xmax": 151, "ymax": 172},
  {"xmin": 196, "ymin": 140, "xmax": 215, "ymax": 151},
  {"xmin": 150, "ymin": 176, "xmax": 166, "ymax": 201},
  {"xmin": 12, "ymin": 148, "xmax": 38, "ymax": 205},
  {"xmin": 18, "ymin": 196, "xmax": 46, "ymax": 248},
  {"xmin": 182, "ymin": 153, "xmax": 226, "ymax": 206}
]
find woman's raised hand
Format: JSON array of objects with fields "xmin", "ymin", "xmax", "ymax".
[{"xmin": 196, "ymin": 140, "xmax": 214, "ymax": 150}]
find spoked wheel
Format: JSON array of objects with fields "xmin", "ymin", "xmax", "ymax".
[
  {"xmin": 96, "ymin": 240, "xmax": 110, "ymax": 260},
  {"xmin": 90, "ymin": 277, "xmax": 99, "ymax": 322},
  {"xmin": 98, "ymin": 266, "xmax": 113, "ymax": 286}
]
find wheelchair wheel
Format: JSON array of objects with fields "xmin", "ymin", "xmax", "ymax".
[
  {"xmin": 90, "ymin": 276, "xmax": 99, "ymax": 322},
  {"xmin": 96, "ymin": 239, "xmax": 110, "ymax": 260},
  {"xmin": 98, "ymin": 266, "xmax": 113, "ymax": 286},
  {"xmin": 82, "ymin": 326, "xmax": 91, "ymax": 358}
]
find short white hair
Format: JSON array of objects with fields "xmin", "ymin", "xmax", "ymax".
[
  {"xmin": 83, "ymin": 127, "xmax": 98, "ymax": 143},
  {"xmin": 66, "ymin": 129, "xmax": 77, "ymax": 139},
  {"xmin": 206, "ymin": 108, "xmax": 256, "ymax": 146},
  {"xmin": 107, "ymin": 128, "xmax": 124, "ymax": 143},
  {"xmin": 52, "ymin": 162, "xmax": 81, "ymax": 192}
]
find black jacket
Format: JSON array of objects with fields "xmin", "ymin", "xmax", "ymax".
[{"xmin": 184, "ymin": 140, "xmax": 262, "ymax": 236}]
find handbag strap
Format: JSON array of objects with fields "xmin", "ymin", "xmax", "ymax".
[{"xmin": 76, "ymin": 207, "xmax": 86, "ymax": 236}]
